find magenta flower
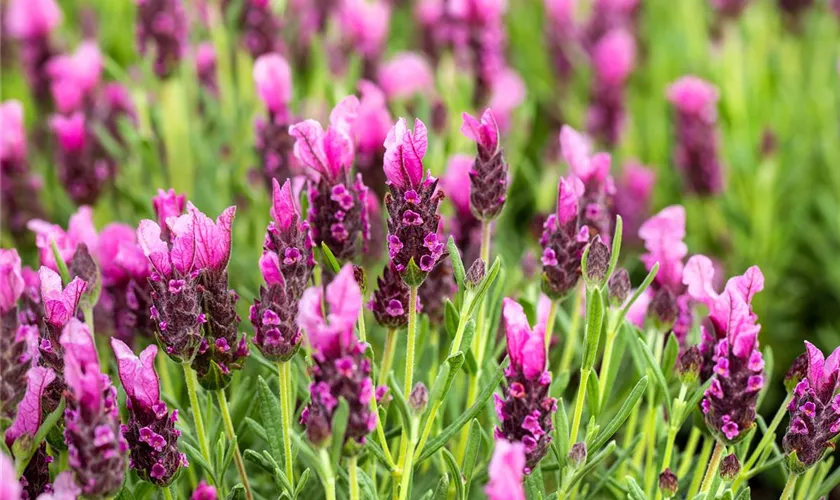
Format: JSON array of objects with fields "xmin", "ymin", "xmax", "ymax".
[
  {"xmin": 587, "ymin": 28, "xmax": 635, "ymax": 145},
  {"xmin": 299, "ymin": 265, "xmax": 376, "ymax": 446},
  {"xmin": 61, "ymin": 319, "xmax": 127, "ymax": 499},
  {"xmin": 112, "ymin": 339, "xmax": 187, "ymax": 485},
  {"xmin": 195, "ymin": 43, "xmax": 217, "ymax": 96},
  {"xmin": 368, "ymin": 263, "xmax": 413, "ymax": 329},
  {"xmin": 783, "ymin": 342, "xmax": 840, "ymax": 472},
  {"xmin": 377, "ymin": 52, "xmax": 434, "ymax": 101},
  {"xmin": 540, "ymin": 176, "xmax": 588, "ymax": 300},
  {"xmin": 1, "ymin": 101, "xmax": 45, "ymax": 240},
  {"xmin": 0, "ymin": 248, "xmax": 25, "ymax": 315},
  {"xmin": 382, "ymin": 118, "xmax": 446, "ymax": 285},
  {"xmin": 613, "ymin": 162, "xmax": 655, "ymax": 244},
  {"xmin": 152, "ymin": 188, "xmax": 186, "ymax": 243},
  {"xmin": 40, "ymin": 266, "xmax": 87, "ymax": 333},
  {"xmin": 336, "ymin": 0, "xmax": 391, "ymax": 59},
  {"xmin": 354, "ymin": 80, "xmax": 392, "ymax": 180},
  {"xmin": 495, "ymin": 296, "xmax": 557, "ymax": 472},
  {"xmin": 253, "ymin": 53, "xmax": 293, "ymax": 120},
  {"xmin": 291, "ymin": 96, "xmax": 370, "ymax": 262},
  {"xmin": 0, "ymin": 453, "xmax": 21, "ymax": 500},
  {"xmin": 34, "ymin": 472, "xmax": 81, "ymax": 500},
  {"xmin": 5, "ymin": 0, "xmax": 61, "ymax": 103},
  {"xmin": 1, "ymin": 100, "xmax": 27, "ymax": 162},
  {"xmin": 544, "ymin": 0, "xmax": 577, "ymax": 79},
  {"xmin": 487, "ymin": 68, "xmax": 526, "ymax": 132},
  {"xmin": 666, "ymin": 76, "xmax": 723, "ymax": 196},
  {"xmin": 47, "ymin": 41, "xmax": 102, "ymax": 114},
  {"xmin": 191, "ymin": 480, "xmax": 217, "ymax": 500},
  {"xmin": 442, "ymin": 154, "xmax": 482, "ymax": 264},
  {"xmin": 461, "ymin": 109, "xmax": 508, "ymax": 220},
  {"xmin": 135, "ymin": 0, "xmax": 188, "ymax": 78},
  {"xmin": 28, "ymin": 206, "xmax": 98, "ymax": 272},
  {"xmin": 485, "ymin": 439, "xmax": 526, "ymax": 500},
  {"xmin": 227, "ymin": 0, "xmax": 284, "ymax": 59},
  {"xmin": 47, "ymin": 111, "xmax": 115, "ymax": 205}
]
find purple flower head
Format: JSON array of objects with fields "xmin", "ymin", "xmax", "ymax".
[
  {"xmin": 1, "ymin": 101, "xmax": 46, "ymax": 241},
  {"xmin": 191, "ymin": 481, "xmax": 217, "ymax": 500},
  {"xmin": 587, "ymin": 28, "xmax": 635, "ymax": 145},
  {"xmin": 0, "ymin": 249, "xmax": 25, "ymax": 314},
  {"xmin": 355, "ymin": 81, "xmax": 392, "ymax": 161},
  {"xmin": 485, "ymin": 438, "xmax": 526, "ymax": 500},
  {"xmin": 61, "ymin": 319, "xmax": 127, "ymax": 498},
  {"xmin": 640, "ymin": 205, "xmax": 687, "ymax": 291},
  {"xmin": 47, "ymin": 41, "xmax": 102, "ymax": 114},
  {"xmin": 488, "ymin": 69, "xmax": 527, "ymax": 132},
  {"xmin": 112, "ymin": 339, "xmax": 186, "ymax": 485},
  {"xmin": 299, "ymin": 265, "xmax": 376, "ymax": 447},
  {"xmin": 262, "ymin": 178, "xmax": 314, "ymax": 302},
  {"xmin": 540, "ymin": 176, "xmax": 588, "ymax": 300},
  {"xmin": 337, "ymin": 0, "xmax": 391, "ymax": 58},
  {"xmin": 369, "ymin": 263, "xmax": 414, "ymax": 329},
  {"xmin": 135, "ymin": 0, "xmax": 188, "ymax": 78},
  {"xmin": 290, "ymin": 96, "xmax": 359, "ymax": 182},
  {"xmin": 377, "ymin": 52, "xmax": 434, "ymax": 101},
  {"xmin": 462, "ymin": 109, "xmax": 508, "ymax": 220},
  {"xmin": 194, "ymin": 42, "xmax": 218, "ymax": 95},
  {"xmin": 225, "ymin": 0, "xmax": 284, "ymax": 59},
  {"xmin": 384, "ymin": 117, "xmax": 427, "ymax": 191},
  {"xmin": 559, "ymin": 126, "xmax": 616, "ymax": 240},
  {"xmin": 46, "ymin": 111, "xmax": 115, "ymax": 205},
  {"xmin": 253, "ymin": 53, "xmax": 293, "ymax": 119},
  {"xmin": 783, "ymin": 342, "xmax": 840, "ymax": 472},
  {"xmin": 418, "ymin": 257, "xmax": 457, "ymax": 325},
  {"xmin": 1, "ymin": 100, "xmax": 27, "ymax": 162},
  {"xmin": 152, "ymin": 188, "xmax": 186, "ymax": 242},
  {"xmin": 1, "ymin": 307, "xmax": 40, "ymax": 424},
  {"xmin": 442, "ymin": 154, "xmax": 475, "ymax": 219},
  {"xmin": 614, "ymin": 162, "xmax": 655, "ymax": 243},
  {"xmin": 5, "ymin": 0, "xmax": 62, "ymax": 39},
  {"xmin": 667, "ymin": 76, "xmax": 723, "ymax": 195},
  {"xmin": 502, "ymin": 297, "xmax": 551, "ymax": 380}
]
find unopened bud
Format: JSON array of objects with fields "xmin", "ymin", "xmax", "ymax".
[
  {"xmin": 409, "ymin": 382, "xmax": 428, "ymax": 413},
  {"xmin": 784, "ymin": 353, "xmax": 808, "ymax": 393},
  {"xmin": 719, "ymin": 453, "xmax": 740, "ymax": 480},
  {"xmin": 650, "ymin": 287, "xmax": 677, "ymax": 330},
  {"xmin": 466, "ymin": 259, "xmax": 486, "ymax": 289},
  {"xmin": 584, "ymin": 236, "xmax": 609, "ymax": 286},
  {"xmin": 608, "ymin": 268, "xmax": 631, "ymax": 306},
  {"xmin": 568, "ymin": 442, "xmax": 587, "ymax": 467},
  {"xmin": 658, "ymin": 469, "xmax": 678, "ymax": 497},
  {"xmin": 70, "ymin": 243, "xmax": 101, "ymax": 310},
  {"xmin": 353, "ymin": 265, "xmax": 368, "ymax": 295},
  {"xmin": 676, "ymin": 346, "xmax": 702, "ymax": 386}
]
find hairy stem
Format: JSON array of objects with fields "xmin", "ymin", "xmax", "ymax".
[
  {"xmin": 699, "ymin": 441, "xmax": 726, "ymax": 494},
  {"xmin": 569, "ymin": 368, "xmax": 590, "ymax": 444},
  {"xmin": 379, "ymin": 328, "xmax": 398, "ymax": 387},
  {"xmin": 319, "ymin": 449, "xmax": 337, "ymax": 500},
  {"xmin": 162, "ymin": 486, "xmax": 174, "ymax": 500},
  {"xmin": 780, "ymin": 473, "xmax": 798, "ymax": 500},
  {"xmin": 216, "ymin": 389, "xmax": 254, "ymax": 500},
  {"xmin": 349, "ymin": 456, "xmax": 360, "ymax": 500},
  {"xmin": 560, "ymin": 285, "xmax": 585, "ymax": 373},
  {"xmin": 277, "ymin": 361, "xmax": 296, "ymax": 490},
  {"xmin": 183, "ymin": 365, "xmax": 212, "ymax": 467}
]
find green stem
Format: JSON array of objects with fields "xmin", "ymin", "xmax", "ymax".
[
  {"xmin": 397, "ymin": 423, "xmax": 416, "ymax": 500},
  {"xmin": 544, "ymin": 300, "xmax": 559, "ymax": 351},
  {"xmin": 395, "ymin": 286, "xmax": 419, "ymax": 496},
  {"xmin": 277, "ymin": 362, "xmax": 296, "ymax": 490},
  {"xmin": 319, "ymin": 449, "xmax": 337, "ymax": 500},
  {"xmin": 742, "ymin": 393, "xmax": 794, "ymax": 474},
  {"xmin": 687, "ymin": 437, "xmax": 713, "ymax": 498},
  {"xmin": 379, "ymin": 329, "xmax": 398, "ymax": 387},
  {"xmin": 183, "ymin": 365, "xmax": 212, "ymax": 466},
  {"xmin": 569, "ymin": 368, "xmax": 590, "ymax": 444},
  {"xmin": 780, "ymin": 473, "xmax": 798, "ymax": 500},
  {"xmin": 560, "ymin": 285, "xmax": 585, "ymax": 373},
  {"xmin": 162, "ymin": 486, "xmax": 174, "ymax": 500},
  {"xmin": 349, "ymin": 456, "xmax": 360, "ymax": 500},
  {"xmin": 678, "ymin": 427, "xmax": 702, "ymax": 479},
  {"xmin": 216, "ymin": 390, "xmax": 254, "ymax": 500},
  {"xmin": 699, "ymin": 441, "xmax": 726, "ymax": 494},
  {"xmin": 597, "ymin": 329, "xmax": 617, "ymax": 406},
  {"xmin": 358, "ymin": 309, "xmax": 367, "ymax": 343}
]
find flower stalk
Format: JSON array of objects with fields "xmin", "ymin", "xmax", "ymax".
[
  {"xmin": 277, "ymin": 361, "xmax": 296, "ymax": 490},
  {"xmin": 183, "ymin": 364, "xmax": 212, "ymax": 467},
  {"xmin": 216, "ymin": 389, "xmax": 254, "ymax": 500}
]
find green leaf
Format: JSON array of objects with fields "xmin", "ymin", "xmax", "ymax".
[
  {"xmin": 431, "ymin": 474, "xmax": 450, "ymax": 500},
  {"xmin": 662, "ymin": 334, "xmax": 680, "ymax": 380},
  {"xmin": 356, "ymin": 468, "xmax": 377, "ymax": 500},
  {"xmin": 226, "ymin": 484, "xmax": 246, "ymax": 500},
  {"xmin": 466, "ymin": 256, "xmax": 501, "ymax": 317},
  {"xmin": 329, "ymin": 399, "xmax": 350, "ymax": 469},
  {"xmin": 221, "ymin": 436, "xmax": 238, "ymax": 481},
  {"xmin": 554, "ymin": 398, "xmax": 570, "ymax": 467},
  {"xmin": 417, "ymin": 363, "xmax": 505, "ymax": 462},
  {"xmin": 426, "ymin": 352, "xmax": 464, "ymax": 412},
  {"xmin": 448, "ymin": 236, "xmax": 466, "ymax": 289},
  {"xmin": 625, "ymin": 476, "xmax": 647, "ymax": 500},
  {"xmin": 586, "ymin": 370, "xmax": 601, "ymax": 417},
  {"xmin": 243, "ymin": 449, "xmax": 273, "ymax": 475},
  {"xmin": 50, "ymin": 240, "xmax": 71, "ymax": 284},
  {"xmin": 734, "ymin": 488, "xmax": 751, "ymax": 500},
  {"xmin": 295, "ymin": 468, "xmax": 312, "ymax": 498},
  {"xmin": 524, "ymin": 472, "xmax": 542, "ymax": 500},
  {"xmin": 244, "ymin": 417, "xmax": 267, "ymax": 442},
  {"xmin": 590, "ymin": 376, "xmax": 648, "ymax": 451},
  {"xmin": 462, "ymin": 419, "xmax": 482, "ymax": 498},
  {"xmin": 581, "ymin": 290, "xmax": 604, "ymax": 370},
  {"xmin": 615, "ymin": 263, "xmax": 659, "ymax": 327},
  {"xmin": 114, "ymin": 486, "xmax": 136, "ymax": 500},
  {"xmin": 461, "ymin": 319, "xmax": 478, "ymax": 373},
  {"xmin": 606, "ymin": 215, "xmax": 623, "ymax": 280},
  {"xmin": 634, "ymin": 336, "xmax": 671, "ymax": 410},
  {"xmin": 441, "ymin": 448, "xmax": 465, "ymax": 500},
  {"xmin": 320, "ymin": 242, "xmax": 341, "ymax": 273},
  {"xmin": 257, "ymin": 376, "xmax": 286, "ymax": 464},
  {"xmin": 183, "ymin": 442, "xmax": 218, "ymax": 485},
  {"xmin": 387, "ymin": 373, "xmax": 413, "ymax": 440},
  {"xmin": 679, "ymin": 378, "xmax": 712, "ymax": 428},
  {"xmin": 444, "ymin": 299, "xmax": 459, "ymax": 339}
]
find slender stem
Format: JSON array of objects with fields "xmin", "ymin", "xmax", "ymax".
[
  {"xmin": 560, "ymin": 285, "xmax": 585, "ymax": 373},
  {"xmin": 277, "ymin": 362, "xmax": 296, "ymax": 490},
  {"xmin": 597, "ymin": 330, "xmax": 617, "ymax": 406},
  {"xmin": 319, "ymin": 449, "xmax": 337, "ymax": 500},
  {"xmin": 678, "ymin": 427, "xmax": 702, "ymax": 478},
  {"xmin": 397, "ymin": 423, "xmax": 416, "ymax": 500},
  {"xmin": 183, "ymin": 365, "xmax": 212, "ymax": 466},
  {"xmin": 162, "ymin": 486, "xmax": 174, "ymax": 500},
  {"xmin": 349, "ymin": 456, "xmax": 360, "ymax": 500},
  {"xmin": 687, "ymin": 437, "xmax": 713, "ymax": 498},
  {"xmin": 404, "ymin": 286, "xmax": 419, "ymax": 397},
  {"xmin": 699, "ymin": 441, "xmax": 726, "ymax": 494},
  {"xmin": 780, "ymin": 473, "xmax": 798, "ymax": 500},
  {"xmin": 216, "ymin": 390, "xmax": 254, "ymax": 500},
  {"xmin": 569, "ymin": 368, "xmax": 590, "ymax": 444},
  {"xmin": 794, "ymin": 468, "xmax": 813, "ymax": 500},
  {"xmin": 642, "ymin": 405, "xmax": 658, "ymax": 495},
  {"xmin": 743, "ymin": 393, "xmax": 794, "ymax": 473},
  {"xmin": 544, "ymin": 300, "xmax": 559, "ymax": 350},
  {"xmin": 358, "ymin": 309, "xmax": 367, "ymax": 343},
  {"xmin": 370, "ymin": 395, "xmax": 396, "ymax": 468},
  {"xmin": 379, "ymin": 329, "xmax": 398, "ymax": 387},
  {"xmin": 619, "ymin": 398, "xmax": 641, "ymax": 477}
]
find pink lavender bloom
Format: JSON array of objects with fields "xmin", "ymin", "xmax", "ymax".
[
  {"xmin": 354, "ymin": 80, "xmax": 392, "ymax": 186},
  {"xmin": 35, "ymin": 472, "xmax": 81, "ymax": 500},
  {"xmin": 369, "ymin": 263, "xmax": 413, "ymax": 329},
  {"xmin": 0, "ymin": 248, "xmax": 25, "ymax": 315},
  {"xmin": 442, "ymin": 154, "xmax": 482, "ymax": 264},
  {"xmin": 783, "ymin": 342, "xmax": 840, "ymax": 472},
  {"xmin": 253, "ymin": 53, "xmax": 293, "ymax": 120},
  {"xmin": 251, "ymin": 179, "xmax": 313, "ymax": 362},
  {"xmin": 613, "ymin": 162, "xmax": 655, "ymax": 245},
  {"xmin": 544, "ymin": 0, "xmax": 577, "ymax": 80},
  {"xmin": 377, "ymin": 52, "xmax": 435, "ymax": 101},
  {"xmin": 28, "ymin": 206, "xmax": 98, "ymax": 272},
  {"xmin": 485, "ymin": 439, "xmax": 526, "ymax": 500},
  {"xmin": 488, "ymin": 68, "xmax": 526, "ymax": 132},
  {"xmin": 667, "ymin": 76, "xmax": 723, "ymax": 196},
  {"xmin": 540, "ymin": 176, "xmax": 588, "ymax": 300},
  {"xmin": 291, "ymin": 96, "xmax": 370, "ymax": 262},
  {"xmin": 382, "ymin": 118, "xmax": 446, "ymax": 285},
  {"xmin": 495, "ymin": 296, "xmax": 557, "ymax": 472},
  {"xmin": 61, "ymin": 319, "xmax": 127, "ymax": 498},
  {"xmin": 1, "ymin": 101, "xmax": 46, "ymax": 239},
  {"xmin": 191, "ymin": 481, "xmax": 217, "ymax": 500},
  {"xmin": 585, "ymin": 0, "xmax": 640, "ymax": 45},
  {"xmin": 152, "ymin": 188, "xmax": 187, "ymax": 243},
  {"xmin": 684, "ymin": 257, "xmax": 765, "ymax": 444},
  {"xmin": 0, "ymin": 453, "xmax": 22, "ymax": 500},
  {"xmin": 587, "ymin": 29, "xmax": 635, "ymax": 145},
  {"xmin": 336, "ymin": 0, "xmax": 391, "ymax": 60},
  {"xmin": 112, "ymin": 339, "xmax": 187, "ymax": 485},
  {"xmin": 224, "ymin": 0, "xmax": 285, "ymax": 59},
  {"xmin": 299, "ymin": 265, "xmax": 376, "ymax": 446},
  {"xmin": 47, "ymin": 41, "xmax": 102, "ymax": 114},
  {"xmin": 135, "ymin": 0, "xmax": 188, "ymax": 78},
  {"xmin": 461, "ymin": 109, "xmax": 508, "ymax": 220},
  {"xmin": 194, "ymin": 42, "xmax": 218, "ymax": 96},
  {"xmin": 5, "ymin": 0, "xmax": 61, "ymax": 103}
]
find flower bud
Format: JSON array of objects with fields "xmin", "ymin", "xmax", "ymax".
[
  {"xmin": 607, "ymin": 268, "xmax": 631, "ymax": 306},
  {"xmin": 353, "ymin": 265, "xmax": 368, "ymax": 295},
  {"xmin": 409, "ymin": 382, "xmax": 428, "ymax": 413},
  {"xmin": 719, "ymin": 453, "xmax": 740, "ymax": 480},
  {"xmin": 466, "ymin": 259, "xmax": 486, "ymax": 289},
  {"xmin": 649, "ymin": 286, "xmax": 677, "ymax": 331},
  {"xmin": 69, "ymin": 243, "xmax": 101, "ymax": 310},
  {"xmin": 784, "ymin": 353, "xmax": 808, "ymax": 393},
  {"xmin": 658, "ymin": 469, "xmax": 678, "ymax": 497},
  {"xmin": 568, "ymin": 442, "xmax": 587, "ymax": 467},
  {"xmin": 676, "ymin": 345, "xmax": 702, "ymax": 386},
  {"xmin": 584, "ymin": 235, "xmax": 610, "ymax": 286}
]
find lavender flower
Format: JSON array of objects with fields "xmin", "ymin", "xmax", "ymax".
[
  {"xmin": 485, "ymin": 439, "xmax": 526, "ymax": 500},
  {"xmin": 191, "ymin": 481, "xmax": 217, "ymax": 500},
  {"xmin": 540, "ymin": 177, "xmax": 588, "ymax": 300},
  {"xmin": 684, "ymin": 257, "xmax": 765, "ymax": 443},
  {"xmin": 441, "ymin": 154, "xmax": 482, "ymax": 265},
  {"xmin": 224, "ymin": 0, "xmax": 285, "ymax": 59},
  {"xmin": 28, "ymin": 206, "xmax": 98, "ymax": 273},
  {"xmin": 377, "ymin": 53, "xmax": 435, "ymax": 102},
  {"xmin": 0, "ymin": 101, "xmax": 45, "ymax": 241},
  {"xmin": 587, "ymin": 29, "xmax": 635, "ymax": 146},
  {"xmin": 460, "ymin": 0, "xmax": 508, "ymax": 105},
  {"xmin": 560, "ymin": 126, "xmax": 616, "ymax": 241},
  {"xmin": 783, "ymin": 342, "xmax": 840, "ymax": 472},
  {"xmin": 383, "ymin": 118, "xmax": 446, "ymax": 286},
  {"xmin": 417, "ymin": 258, "xmax": 457, "ymax": 325},
  {"xmin": 47, "ymin": 113, "xmax": 110, "ymax": 206},
  {"xmin": 299, "ymin": 265, "xmax": 376, "ymax": 447},
  {"xmin": 46, "ymin": 41, "xmax": 102, "ymax": 114},
  {"xmin": 251, "ymin": 179, "xmax": 313, "ymax": 362},
  {"xmin": 495, "ymin": 296, "xmax": 557, "ymax": 472},
  {"xmin": 667, "ymin": 76, "xmax": 723, "ymax": 196},
  {"xmin": 5, "ymin": 0, "xmax": 62, "ymax": 104},
  {"xmin": 368, "ymin": 263, "xmax": 412, "ymax": 329},
  {"xmin": 0, "ymin": 453, "xmax": 22, "ymax": 500},
  {"xmin": 152, "ymin": 188, "xmax": 186, "ymax": 242},
  {"xmin": 335, "ymin": 0, "xmax": 391, "ymax": 76},
  {"xmin": 254, "ymin": 53, "xmax": 296, "ymax": 188},
  {"xmin": 61, "ymin": 319, "xmax": 127, "ymax": 498},
  {"xmin": 194, "ymin": 43, "xmax": 218, "ymax": 96},
  {"xmin": 135, "ymin": 0, "xmax": 188, "ymax": 78},
  {"xmin": 461, "ymin": 109, "xmax": 508, "ymax": 220},
  {"xmin": 613, "ymin": 162, "xmax": 655, "ymax": 245},
  {"xmin": 545, "ymin": 0, "xmax": 577, "ymax": 80},
  {"xmin": 353, "ymin": 80, "xmax": 392, "ymax": 190},
  {"xmin": 112, "ymin": 339, "xmax": 187, "ymax": 485}
]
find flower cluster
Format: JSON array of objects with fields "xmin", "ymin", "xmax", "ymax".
[
  {"xmin": 540, "ymin": 177, "xmax": 588, "ymax": 300},
  {"xmin": 461, "ymin": 109, "xmax": 508, "ymax": 221},
  {"xmin": 135, "ymin": 0, "xmax": 188, "ymax": 78},
  {"xmin": 368, "ymin": 263, "xmax": 412, "ymax": 329},
  {"xmin": 299, "ymin": 265, "xmax": 376, "ymax": 447},
  {"xmin": 291, "ymin": 97, "xmax": 370, "ymax": 263},
  {"xmin": 586, "ymin": 29, "xmax": 636, "ymax": 146},
  {"xmin": 112, "ymin": 339, "xmax": 187, "ymax": 485},
  {"xmin": 783, "ymin": 342, "xmax": 840, "ymax": 473},
  {"xmin": 613, "ymin": 162, "xmax": 655, "ymax": 245},
  {"xmin": 253, "ymin": 53, "xmax": 296, "ymax": 188},
  {"xmin": 0, "ymin": 101, "xmax": 46, "ymax": 241},
  {"xmin": 495, "ymin": 296, "xmax": 557, "ymax": 472},
  {"xmin": 225, "ymin": 0, "xmax": 285, "ymax": 59},
  {"xmin": 684, "ymin": 256, "xmax": 765, "ymax": 443},
  {"xmin": 560, "ymin": 126, "xmax": 616, "ymax": 241}
]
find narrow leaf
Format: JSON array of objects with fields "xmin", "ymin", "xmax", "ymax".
[
  {"xmin": 590, "ymin": 376, "xmax": 648, "ymax": 450},
  {"xmin": 431, "ymin": 474, "xmax": 450, "ymax": 500},
  {"xmin": 662, "ymin": 334, "xmax": 680, "ymax": 380},
  {"xmin": 448, "ymin": 236, "xmax": 466, "ymax": 289},
  {"xmin": 441, "ymin": 448, "xmax": 465, "ymax": 500},
  {"xmin": 257, "ymin": 376, "xmax": 285, "ymax": 464},
  {"xmin": 625, "ymin": 476, "xmax": 647, "ymax": 500},
  {"xmin": 329, "ymin": 399, "xmax": 350, "ymax": 470},
  {"xmin": 635, "ymin": 336, "xmax": 671, "ymax": 409},
  {"xmin": 320, "ymin": 242, "xmax": 341, "ymax": 273},
  {"xmin": 462, "ymin": 419, "xmax": 482, "ymax": 498}
]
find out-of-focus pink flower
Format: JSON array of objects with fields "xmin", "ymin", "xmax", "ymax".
[
  {"xmin": 455, "ymin": 0, "xmax": 508, "ymax": 24},
  {"xmin": 337, "ymin": 0, "xmax": 391, "ymax": 57},
  {"xmin": 35, "ymin": 472, "xmax": 81, "ymax": 500},
  {"xmin": 47, "ymin": 41, "xmax": 102, "ymax": 113},
  {"xmin": 488, "ymin": 68, "xmax": 526, "ymax": 132},
  {"xmin": 614, "ymin": 162, "xmax": 655, "ymax": 242},
  {"xmin": 557, "ymin": 176, "xmax": 585, "ymax": 225},
  {"xmin": 5, "ymin": 0, "xmax": 62, "ymax": 39},
  {"xmin": 545, "ymin": 0, "xmax": 576, "ymax": 25},
  {"xmin": 0, "ymin": 452, "xmax": 22, "ymax": 500},
  {"xmin": 442, "ymin": 154, "xmax": 474, "ymax": 216},
  {"xmin": 49, "ymin": 112, "xmax": 86, "ymax": 152},
  {"xmin": 591, "ymin": 29, "xmax": 635, "ymax": 86},
  {"xmin": 28, "ymin": 206, "xmax": 98, "ymax": 271},
  {"xmin": 560, "ymin": 125, "xmax": 611, "ymax": 184},
  {"xmin": 639, "ymin": 205, "xmax": 688, "ymax": 291},
  {"xmin": 502, "ymin": 296, "xmax": 551, "ymax": 380},
  {"xmin": 0, "ymin": 100, "xmax": 27, "ymax": 162},
  {"xmin": 485, "ymin": 438, "xmax": 526, "ymax": 500},
  {"xmin": 253, "ymin": 53, "xmax": 293, "ymax": 118},
  {"xmin": 0, "ymin": 249, "xmax": 25, "ymax": 314},
  {"xmin": 355, "ymin": 80, "xmax": 392, "ymax": 156},
  {"xmin": 666, "ymin": 76, "xmax": 719, "ymax": 122},
  {"xmin": 383, "ymin": 117, "xmax": 427, "ymax": 190},
  {"xmin": 625, "ymin": 288, "xmax": 651, "ymax": 327},
  {"xmin": 40, "ymin": 267, "xmax": 87, "ymax": 329},
  {"xmin": 377, "ymin": 52, "xmax": 434, "ymax": 100},
  {"xmin": 152, "ymin": 188, "xmax": 186, "ymax": 235},
  {"xmin": 289, "ymin": 96, "xmax": 359, "ymax": 182},
  {"xmin": 97, "ymin": 223, "xmax": 149, "ymax": 286},
  {"xmin": 191, "ymin": 481, "xmax": 217, "ymax": 500},
  {"xmin": 298, "ymin": 264, "xmax": 362, "ymax": 358},
  {"xmin": 4, "ymin": 366, "xmax": 56, "ymax": 447}
]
